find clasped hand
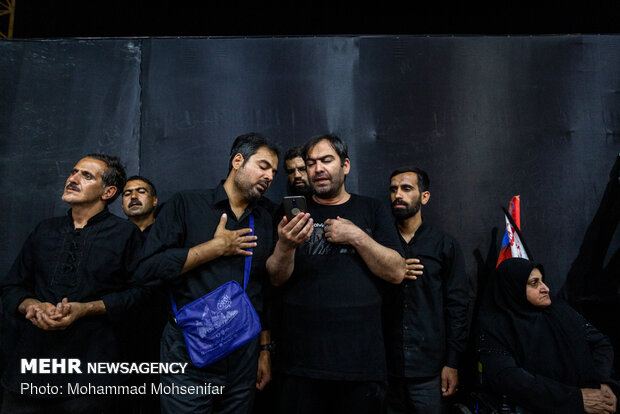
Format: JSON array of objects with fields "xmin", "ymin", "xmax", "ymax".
[
  {"xmin": 582, "ymin": 384, "xmax": 617, "ymax": 414},
  {"xmin": 25, "ymin": 298, "xmax": 84, "ymax": 331}
]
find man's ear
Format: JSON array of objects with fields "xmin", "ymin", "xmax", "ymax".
[
  {"xmin": 101, "ymin": 186, "xmax": 117, "ymax": 201},
  {"xmin": 342, "ymin": 158, "xmax": 351, "ymax": 175},
  {"xmin": 231, "ymin": 153, "xmax": 245, "ymax": 171},
  {"xmin": 421, "ymin": 191, "xmax": 430, "ymax": 206},
  {"xmin": 153, "ymin": 196, "xmax": 159, "ymax": 207}
]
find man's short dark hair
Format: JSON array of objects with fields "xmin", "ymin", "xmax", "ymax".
[
  {"xmin": 284, "ymin": 146, "xmax": 304, "ymax": 163},
  {"xmin": 228, "ymin": 132, "xmax": 280, "ymax": 172},
  {"xmin": 126, "ymin": 175, "xmax": 157, "ymax": 197},
  {"xmin": 389, "ymin": 167, "xmax": 430, "ymax": 193},
  {"xmin": 86, "ymin": 153, "xmax": 126, "ymax": 204},
  {"xmin": 302, "ymin": 134, "xmax": 348, "ymax": 166}
]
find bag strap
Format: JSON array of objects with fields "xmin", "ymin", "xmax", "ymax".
[
  {"xmin": 170, "ymin": 291, "xmax": 178, "ymax": 314},
  {"xmin": 170, "ymin": 213, "xmax": 255, "ymax": 315},
  {"xmin": 243, "ymin": 213, "xmax": 254, "ymax": 292}
]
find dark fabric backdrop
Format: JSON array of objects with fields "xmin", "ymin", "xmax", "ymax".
[{"xmin": 1, "ymin": 35, "xmax": 619, "ymax": 295}]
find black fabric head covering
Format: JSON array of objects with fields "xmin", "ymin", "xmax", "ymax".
[
  {"xmin": 478, "ymin": 257, "xmax": 601, "ymax": 388},
  {"xmin": 491, "ymin": 257, "xmax": 545, "ymax": 317}
]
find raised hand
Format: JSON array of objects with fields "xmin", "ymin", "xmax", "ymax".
[
  {"xmin": 214, "ymin": 213, "xmax": 257, "ymax": 256},
  {"xmin": 277, "ymin": 212, "xmax": 313, "ymax": 250}
]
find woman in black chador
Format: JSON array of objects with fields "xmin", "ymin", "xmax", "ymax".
[{"xmin": 477, "ymin": 258, "xmax": 618, "ymax": 414}]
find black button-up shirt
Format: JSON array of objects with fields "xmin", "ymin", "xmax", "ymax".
[
  {"xmin": 136, "ymin": 182, "xmax": 274, "ymax": 322},
  {"xmin": 382, "ymin": 221, "xmax": 471, "ymax": 378},
  {"xmin": 1, "ymin": 208, "xmax": 145, "ymax": 390}
]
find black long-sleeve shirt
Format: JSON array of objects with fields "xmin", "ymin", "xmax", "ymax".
[
  {"xmin": 135, "ymin": 182, "xmax": 274, "ymax": 325},
  {"xmin": 382, "ymin": 221, "xmax": 471, "ymax": 378},
  {"xmin": 0, "ymin": 208, "xmax": 145, "ymax": 392}
]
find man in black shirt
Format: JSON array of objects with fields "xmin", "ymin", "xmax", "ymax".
[
  {"xmin": 267, "ymin": 134, "xmax": 406, "ymax": 414},
  {"xmin": 253, "ymin": 145, "xmax": 310, "ymax": 414},
  {"xmin": 0, "ymin": 154, "xmax": 144, "ymax": 414},
  {"xmin": 383, "ymin": 167, "xmax": 470, "ymax": 414},
  {"xmin": 122, "ymin": 175, "xmax": 159, "ymax": 234},
  {"xmin": 121, "ymin": 174, "xmax": 165, "ymax": 414},
  {"xmin": 136, "ymin": 133, "xmax": 279, "ymax": 414},
  {"xmin": 283, "ymin": 146, "xmax": 311, "ymax": 197}
]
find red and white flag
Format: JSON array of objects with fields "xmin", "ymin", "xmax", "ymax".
[{"xmin": 496, "ymin": 195, "xmax": 530, "ymax": 267}]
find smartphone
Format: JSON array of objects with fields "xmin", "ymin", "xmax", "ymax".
[{"xmin": 282, "ymin": 195, "xmax": 308, "ymax": 221}]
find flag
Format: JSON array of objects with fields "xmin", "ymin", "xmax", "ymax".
[{"xmin": 496, "ymin": 195, "xmax": 531, "ymax": 267}]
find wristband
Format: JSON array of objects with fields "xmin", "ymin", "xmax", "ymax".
[{"xmin": 260, "ymin": 343, "xmax": 274, "ymax": 353}]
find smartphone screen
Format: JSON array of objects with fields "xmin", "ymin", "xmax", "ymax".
[{"xmin": 282, "ymin": 195, "xmax": 307, "ymax": 221}]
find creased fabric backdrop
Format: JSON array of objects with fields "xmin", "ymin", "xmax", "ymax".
[{"xmin": 1, "ymin": 35, "xmax": 619, "ymax": 292}]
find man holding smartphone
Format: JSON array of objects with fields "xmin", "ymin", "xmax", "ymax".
[{"xmin": 267, "ymin": 134, "xmax": 406, "ymax": 414}]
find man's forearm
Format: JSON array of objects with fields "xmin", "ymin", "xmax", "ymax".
[
  {"xmin": 181, "ymin": 238, "xmax": 225, "ymax": 274},
  {"xmin": 266, "ymin": 241, "xmax": 296, "ymax": 286},
  {"xmin": 259, "ymin": 330, "xmax": 271, "ymax": 346},
  {"xmin": 19, "ymin": 298, "xmax": 106, "ymax": 330},
  {"xmin": 80, "ymin": 300, "xmax": 106, "ymax": 316},
  {"xmin": 350, "ymin": 232, "xmax": 405, "ymax": 284},
  {"xmin": 63, "ymin": 299, "xmax": 107, "ymax": 320}
]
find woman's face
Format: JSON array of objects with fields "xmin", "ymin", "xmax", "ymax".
[{"xmin": 526, "ymin": 268, "xmax": 552, "ymax": 308}]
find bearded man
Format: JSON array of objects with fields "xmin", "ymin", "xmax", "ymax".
[
  {"xmin": 382, "ymin": 167, "xmax": 472, "ymax": 414},
  {"xmin": 135, "ymin": 133, "xmax": 279, "ymax": 414},
  {"xmin": 283, "ymin": 146, "xmax": 311, "ymax": 197}
]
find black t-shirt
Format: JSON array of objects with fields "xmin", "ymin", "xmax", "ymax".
[{"xmin": 276, "ymin": 194, "xmax": 404, "ymax": 381}]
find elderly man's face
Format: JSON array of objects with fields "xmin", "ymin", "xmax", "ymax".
[{"xmin": 61, "ymin": 158, "xmax": 108, "ymax": 206}]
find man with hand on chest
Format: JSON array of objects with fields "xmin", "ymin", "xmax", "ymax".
[
  {"xmin": 267, "ymin": 134, "xmax": 406, "ymax": 414},
  {"xmin": 135, "ymin": 133, "xmax": 279, "ymax": 414},
  {"xmin": 383, "ymin": 167, "xmax": 471, "ymax": 414}
]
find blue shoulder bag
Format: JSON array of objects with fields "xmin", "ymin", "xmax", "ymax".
[{"xmin": 170, "ymin": 214, "xmax": 262, "ymax": 367}]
